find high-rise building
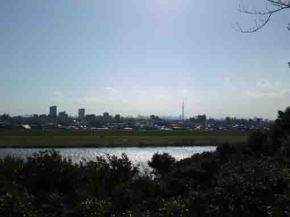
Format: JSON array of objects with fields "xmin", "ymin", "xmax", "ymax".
[
  {"xmin": 197, "ymin": 114, "xmax": 207, "ymax": 126},
  {"xmin": 59, "ymin": 111, "xmax": 68, "ymax": 121},
  {"xmin": 78, "ymin": 108, "xmax": 85, "ymax": 120},
  {"xmin": 39, "ymin": 114, "xmax": 47, "ymax": 122},
  {"xmin": 49, "ymin": 106, "xmax": 57, "ymax": 117},
  {"xmin": 103, "ymin": 112, "xmax": 110, "ymax": 122},
  {"xmin": 103, "ymin": 112, "xmax": 109, "ymax": 118},
  {"xmin": 115, "ymin": 114, "xmax": 121, "ymax": 122}
]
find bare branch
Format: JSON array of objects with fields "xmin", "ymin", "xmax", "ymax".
[
  {"xmin": 266, "ymin": 0, "xmax": 290, "ymax": 8},
  {"xmin": 235, "ymin": 14, "xmax": 272, "ymax": 33},
  {"xmin": 235, "ymin": 0, "xmax": 290, "ymax": 33},
  {"xmin": 238, "ymin": 2, "xmax": 288, "ymax": 15}
]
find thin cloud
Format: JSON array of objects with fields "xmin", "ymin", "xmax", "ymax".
[
  {"xmin": 243, "ymin": 88, "xmax": 290, "ymax": 99},
  {"xmin": 224, "ymin": 77, "xmax": 231, "ymax": 83},
  {"xmin": 104, "ymin": 87, "xmax": 119, "ymax": 93},
  {"xmin": 53, "ymin": 91, "xmax": 64, "ymax": 98},
  {"xmin": 257, "ymin": 80, "xmax": 281, "ymax": 89}
]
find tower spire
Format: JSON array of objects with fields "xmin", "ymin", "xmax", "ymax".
[{"xmin": 182, "ymin": 100, "xmax": 185, "ymax": 121}]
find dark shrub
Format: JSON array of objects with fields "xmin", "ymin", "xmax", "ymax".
[
  {"xmin": 77, "ymin": 198, "xmax": 112, "ymax": 217},
  {"xmin": 21, "ymin": 151, "xmax": 79, "ymax": 202},
  {"xmin": 216, "ymin": 143, "xmax": 236, "ymax": 161},
  {"xmin": 0, "ymin": 192, "xmax": 43, "ymax": 217},
  {"xmin": 148, "ymin": 153, "xmax": 175, "ymax": 176},
  {"xmin": 247, "ymin": 131, "xmax": 268, "ymax": 156},
  {"xmin": 158, "ymin": 198, "xmax": 190, "ymax": 217}
]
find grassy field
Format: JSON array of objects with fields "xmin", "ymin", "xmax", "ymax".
[
  {"xmin": 0, "ymin": 129, "xmax": 248, "ymax": 147},
  {"xmin": 0, "ymin": 129, "xmax": 247, "ymax": 137}
]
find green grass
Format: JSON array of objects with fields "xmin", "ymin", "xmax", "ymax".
[
  {"xmin": 0, "ymin": 129, "xmax": 247, "ymax": 137},
  {"xmin": 0, "ymin": 129, "xmax": 248, "ymax": 147}
]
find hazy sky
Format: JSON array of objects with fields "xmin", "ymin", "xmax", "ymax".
[{"xmin": 0, "ymin": 0, "xmax": 290, "ymax": 119}]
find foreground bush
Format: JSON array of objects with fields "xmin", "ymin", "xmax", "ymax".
[
  {"xmin": 0, "ymin": 147, "xmax": 289, "ymax": 217},
  {"xmin": 1, "ymin": 108, "xmax": 290, "ymax": 216}
]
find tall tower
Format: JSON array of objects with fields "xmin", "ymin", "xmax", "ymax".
[{"xmin": 182, "ymin": 101, "xmax": 185, "ymax": 121}]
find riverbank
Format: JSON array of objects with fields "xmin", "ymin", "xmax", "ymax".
[{"xmin": 0, "ymin": 135, "xmax": 247, "ymax": 148}]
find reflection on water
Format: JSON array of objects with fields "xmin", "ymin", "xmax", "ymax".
[{"xmin": 0, "ymin": 146, "xmax": 216, "ymax": 169}]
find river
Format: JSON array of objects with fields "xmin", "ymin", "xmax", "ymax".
[{"xmin": 0, "ymin": 146, "xmax": 216, "ymax": 170}]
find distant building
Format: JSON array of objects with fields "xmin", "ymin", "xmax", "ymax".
[
  {"xmin": 58, "ymin": 111, "xmax": 68, "ymax": 119},
  {"xmin": 21, "ymin": 124, "xmax": 31, "ymax": 130},
  {"xmin": 103, "ymin": 112, "xmax": 109, "ymax": 118},
  {"xmin": 103, "ymin": 112, "xmax": 111, "ymax": 123},
  {"xmin": 78, "ymin": 108, "xmax": 85, "ymax": 120},
  {"xmin": 115, "ymin": 114, "xmax": 121, "ymax": 122},
  {"xmin": 103, "ymin": 112, "xmax": 109, "ymax": 119},
  {"xmin": 197, "ymin": 114, "xmax": 207, "ymax": 126},
  {"xmin": 39, "ymin": 114, "xmax": 47, "ymax": 121},
  {"xmin": 49, "ymin": 106, "xmax": 57, "ymax": 117}
]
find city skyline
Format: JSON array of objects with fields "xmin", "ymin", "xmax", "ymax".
[{"xmin": 0, "ymin": 104, "xmax": 272, "ymax": 121}]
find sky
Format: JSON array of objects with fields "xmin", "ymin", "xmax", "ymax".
[{"xmin": 0, "ymin": 0, "xmax": 290, "ymax": 119}]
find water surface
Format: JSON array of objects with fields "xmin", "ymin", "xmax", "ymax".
[{"xmin": 0, "ymin": 146, "xmax": 216, "ymax": 169}]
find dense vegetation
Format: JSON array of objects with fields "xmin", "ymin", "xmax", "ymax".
[{"xmin": 1, "ymin": 108, "xmax": 290, "ymax": 216}]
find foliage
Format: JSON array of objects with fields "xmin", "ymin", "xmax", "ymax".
[
  {"xmin": 148, "ymin": 153, "xmax": 175, "ymax": 175},
  {"xmin": 247, "ymin": 130, "xmax": 268, "ymax": 156},
  {"xmin": 77, "ymin": 199, "xmax": 112, "ymax": 217},
  {"xmin": 1, "ymin": 107, "xmax": 290, "ymax": 216}
]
